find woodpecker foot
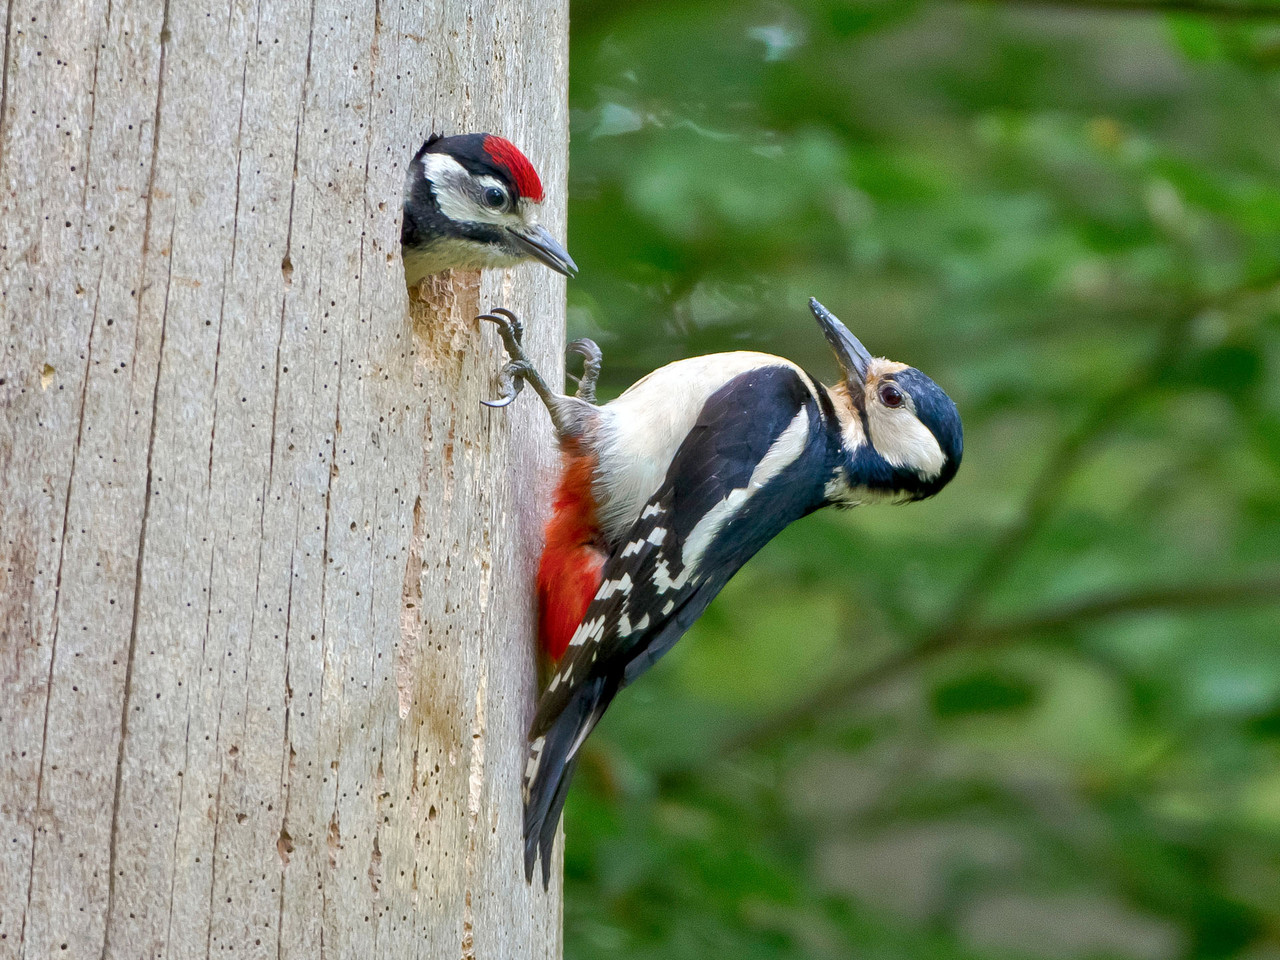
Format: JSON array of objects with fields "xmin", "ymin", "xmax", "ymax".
[
  {"xmin": 567, "ymin": 339, "xmax": 603, "ymax": 404},
  {"xmin": 488, "ymin": 307, "xmax": 526, "ymax": 346},
  {"xmin": 479, "ymin": 310, "xmax": 579, "ymax": 437},
  {"xmin": 479, "ymin": 309, "xmax": 534, "ymax": 409}
]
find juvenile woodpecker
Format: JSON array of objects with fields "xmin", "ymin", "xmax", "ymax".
[
  {"xmin": 481, "ymin": 299, "xmax": 962, "ymax": 886},
  {"xmin": 401, "ymin": 133, "xmax": 577, "ymax": 285}
]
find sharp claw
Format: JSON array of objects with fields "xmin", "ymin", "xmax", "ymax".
[
  {"xmin": 476, "ymin": 312, "xmax": 516, "ymax": 334},
  {"xmin": 477, "ymin": 307, "xmax": 562, "ymax": 417},
  {"xmin": 566, "ymin": 338, "xmax": 603, "ymax": 404},
  {"xmin": 477, "ymin": 310, "xmax": 529, "ymax": 364},
  {"xmin": 479, "ymin": 307, "xmax": 524, "ymax": 348},
  {"xmin": 490, "ymin": 308, "xmax": 524, "ymax": 342},
  {"xmin": 481, "ymin": 359, "xmax": 528, "ymax": 409},
  {"xmin": 482, "ymin": 382, "xmax": 523, "ymax": 408}
]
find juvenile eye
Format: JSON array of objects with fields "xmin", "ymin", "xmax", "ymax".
[
  {"xmin": 483, "ymin": 186, "xmax": 506, "ymax": 208},
  {"xmin": 879, "ymin": 383, "xmax": 904, "ymax": 408}
]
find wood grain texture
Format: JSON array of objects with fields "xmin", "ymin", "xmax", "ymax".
[{"xmin": 0, "ymin": 0, "xmax": 568, "ymax": 956}]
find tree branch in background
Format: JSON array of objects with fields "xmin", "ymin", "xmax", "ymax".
[
  {"xmin": 695, "ymin": 573, "xmax": 1280, "ymax": 766},
  {"xmin": 674, "ymin": 272, "xmax": 1280, "ymax": 776},
  {"xmin": 916, "ymin": 291, "xmax": 1201, "ymax": 644},
  {"xmin": 926, "ymin": 268, "xmax": 1280, "ymax": 640},
  {"xmin": 976, "ymin": 576, "xmax": 1280, "ymax": 643}
]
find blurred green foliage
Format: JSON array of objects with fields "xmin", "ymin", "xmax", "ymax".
[{"xmin": 560, "ymin": 1, "xmax": 1280, "ymax": 958}]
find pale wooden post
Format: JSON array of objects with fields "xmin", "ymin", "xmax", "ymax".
[{"xmin": 0, "ymin": 0, "xmax": 567, "ymax": 956}]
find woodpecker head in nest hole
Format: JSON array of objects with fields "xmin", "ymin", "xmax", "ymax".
[{"xmin": 401, "ymin": 133, "xmax": 577, "ymax": 285}]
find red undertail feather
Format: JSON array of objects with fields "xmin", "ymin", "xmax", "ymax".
[
  {"xmin": 538, "ymin": 448, "xmax": 605, "ymax": 662},
  {"xmin": 482, "ymin": 135, "xmax": 545, "ymax": 202}
]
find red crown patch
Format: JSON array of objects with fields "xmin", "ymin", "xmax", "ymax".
[{"xmin": 482, "ymin": 135, "xmax": 545, "ymax": 203}]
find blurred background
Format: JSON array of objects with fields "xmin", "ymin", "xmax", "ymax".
[{"xmin": 559, "ymin": 1, "xmax": 1280, "ymax": 958}]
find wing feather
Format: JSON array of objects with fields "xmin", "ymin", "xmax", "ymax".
[{"xmin": 522, "ymin": 365, "xmax": 830, "ymax": 885}]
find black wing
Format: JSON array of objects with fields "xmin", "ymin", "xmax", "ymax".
[{"xmin": 522, "ymin": 364, "xmax": 831, "ymax": 885}]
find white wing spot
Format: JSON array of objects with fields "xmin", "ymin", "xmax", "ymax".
[
  {"xmin": 647, "ymin": 527, "xmax": 667, "ymax": 545},
  {"xmin": 621, "ymin": 539, "xmax": 645, "ymax": 558},
  {"xmin": 568, "ymin": 616, "xmax": 606, "ymax": 650},
  {"xmin": 662, "ymin": 599, "xmax": 675, "ymax": 615},
  {"xmin": 524, "ymin": 737, "xmax": 546, "ymax": 801},
  {"xmin": 599, "ymin": 573, "xmax": 633, "ymax": 599},
  {"xmin": 653, "ymin": 559, "xmax": 691, "ymax": 594},
  {"xmin": 642, "ymin": 503, "xmax": 664, "ymax": 519}
]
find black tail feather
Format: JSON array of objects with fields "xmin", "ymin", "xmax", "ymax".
[
  {"xmin": 523, "ymin": 676, "xmax": 609, "ymax": 887},
  {"xmin": 533, "ymin": 754, "xmax": 580, "ymax": 888}
]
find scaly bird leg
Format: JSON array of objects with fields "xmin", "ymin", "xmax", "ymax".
[
  {"xmin": 567, "ymin": 338, "xmax": 603, "ymax": 404},
  {"xmin": 479, "ymin": 308, "xmax": 533, "ymax": 406},
  {"xmin": 479, "ymin": 309, "xmax": 589, "ymax": 439}
]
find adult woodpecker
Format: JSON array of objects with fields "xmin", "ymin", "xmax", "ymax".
[
  {"xmin": 480, "ymin": 299, "xmax": 962, "ymax": 886},
  {"xmin": 401, "ymin": 133, "xmax": 577, "ymax": 285}
]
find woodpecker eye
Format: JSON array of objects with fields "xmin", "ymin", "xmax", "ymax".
[
  {"xmin": 483, "ymin": 186, "xmax": 507, "ymax": 209},
  {"xmin": 879, "ymin": 383, "xmax": 904, "ymax": 408}
]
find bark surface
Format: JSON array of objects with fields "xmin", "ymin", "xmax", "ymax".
[{"xmin": 0, "ymin": 0, "xmax": 568, "ymax": 956}]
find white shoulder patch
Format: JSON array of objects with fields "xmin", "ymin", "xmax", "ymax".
[
  {"xmin": 681, "ymin": 408, "xmax": 810, "ymax": 573},
  {"xmin": 592, "ymin": 354, "xmax": 809, "ymax": 543}
]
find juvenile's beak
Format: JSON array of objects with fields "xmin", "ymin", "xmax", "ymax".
[
  {"xmin": 508, "ymin": 224, "xmax": 578, "ymax": 277},
  {"xmin": 809, "ymin": 297, "xmax": 872, "ymax": 389}
]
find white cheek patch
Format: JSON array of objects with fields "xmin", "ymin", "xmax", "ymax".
[
  {"xmin": 420, "ymin": 153, "xmax": 478, "ymax": 222},
  {"xmin": 867, "ymin": 405, "xmax": 946, "ymax": 480},
  {"xmin": 420, "ymin": 153, "xmax": 515, "ymax": 227}
]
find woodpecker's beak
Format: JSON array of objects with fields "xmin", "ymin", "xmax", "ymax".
[
  {"xmin": 809, "ymin": 298, "xmax": 872, "ymax": 388},
  {"xmin": 507, "ymin": 224, "xmax": 578, "ymax": 277}
]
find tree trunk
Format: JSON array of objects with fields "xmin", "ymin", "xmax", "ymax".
[{"xmin": 0, "ymin": 0, "xmax": 567, "ymax": 956}]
